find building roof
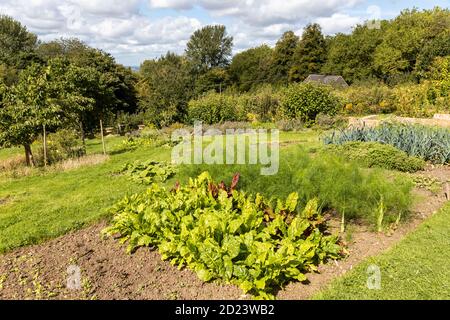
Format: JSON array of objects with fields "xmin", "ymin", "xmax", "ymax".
[{"xmin": 304, "ymin": 74, "xmax": 349, "ymax": 87}]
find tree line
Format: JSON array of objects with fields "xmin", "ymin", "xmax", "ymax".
[
  {"xmin": 138, "ymin": 7, "xmax": 450, "ymax": 125},
  {"xmin": 0, "ymin": 7, "xmax": 449, "ymax": 165}
]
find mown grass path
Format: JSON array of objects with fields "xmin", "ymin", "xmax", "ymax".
[{"xmin": 314, "ymin": 201, "xmax": 450, "ymax": 300}]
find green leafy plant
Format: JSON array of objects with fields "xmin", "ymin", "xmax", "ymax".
[
  {"xmin": 322, "ymin": 142, "xmax": 426, "ymax": 172},
  {"xmin": 103, "ymin": 172, "xmax": 343, "ymax": 299},
  {"xmin": 117, "ymin": 160, "xmax": 177, "ymax": 185},
  {"xmin": 410, "ymin": 175, "xmax": 444, "ymax": 194}
]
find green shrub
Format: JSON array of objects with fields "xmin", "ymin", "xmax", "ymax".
[
  {"xmin": 336, "ymin": 82, "xmax": 449, "ymax": 117},
  {"xmin": 35, "ymin": 129, "xmax": 85, "ymax": 166},
  {"xmin": 393, "ymin": 83, "xmax": 437, "ymax": 117},
  {"xmin": 238, "ymin": 85, "xmax": 282, "ymax": 122},
  {"xmin": 141, "ymin": 104, "xmax": 179, "ymax": 129},
  {"xmin": 103, "ymin": 172, "xmax": 343, "ymax": 299},
  {"xmin": 323, "ymin": 142, "xmax": 426, "ymax": 172},
  {"xmin": 281, "ymin": 83, "xmax": 340, "ymax": 123},
  {"xmin": 324, "ymin": 123, "xmax": 450, "ymax": 164},
  {"xmin": 188, "ymin": 91, "xmax": 245, "ymax": 124},
  {"xmin": 335, "ymin": 85, "xmax": 395, "ymax": 115}
]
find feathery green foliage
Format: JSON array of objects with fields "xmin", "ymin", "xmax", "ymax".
[{"xmin": 180, "ymin": 147, "xmax": 413, "ymax": 226}]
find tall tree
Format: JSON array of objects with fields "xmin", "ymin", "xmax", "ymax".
[
  {"xmin": 375, "ymin": 7, "xmax": 450, "ymax": 82},
  {"xmin": 0, "ymin": 63, "xmax": 62, "ymax": 165},
  {"xmin": 229, "ymin": 44, "xmax": 273, "ymax": 91},
  {"xmin": 0, "ymin": 58, "xmax": 108, "ymax": 165},
  {"xmin": 289, "ymin": 24, "xmax": 327, "ymax": 82},
  {"xmin": 139, "ymin": 52, "xmax": 192, "ymax": 126},
  {"xmin": 186, "ymin": 25, "xmax": 233, "ymax": 74},
  {"xmin": 48, "ymin": 58, "xmax": 105, "ymax": 146},
  {"xmin": 269, "ymin": 31, "xmax": 299, "ymax": 84},
  {"xmin": 426, "ymin": 55, "xmax": 450, "ymax": 98},
  {"xmin": 0, "ymin": 15, "xmax": 39, "ymax": 85},
  {"xmin": 322, "ymin": 24, "xmax": 385, "ymax": 83},
  {"xmin": 415, "ymin": 32, "xmax": 450, "ymax": 79},
  {"xmin": 37, "ymin": 38, "xmax": 138, "ymax": 133}
]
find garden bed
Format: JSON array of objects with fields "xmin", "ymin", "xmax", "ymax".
[{"xmin": 1, "ymin": 166, "xmax": 448, "ymax": 300}]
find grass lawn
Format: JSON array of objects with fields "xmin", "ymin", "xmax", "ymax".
[
  {"xmin": 0, "ymin": 146, "xmax": 22, "ymax": 161},
  {"xmin": 314, "ymin": 201, "xmax": 450, "ymax": 300},
  {"xmin": 0, "ymin": 141, "xmax": 170, "ymax": 252}
]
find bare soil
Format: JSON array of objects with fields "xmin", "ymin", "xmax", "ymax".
[{"xmin": 0, "ymin": 166, "xmax": 449, "ymax": 300}]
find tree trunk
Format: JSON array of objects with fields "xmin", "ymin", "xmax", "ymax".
[{"xmin": 24, "ymin": 144, "xmax": 35, "ymax": 167}]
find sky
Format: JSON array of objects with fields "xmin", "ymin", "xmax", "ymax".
[{"xmin": 0, "ymin": 0, "xmax": 449, "ymax": 66}]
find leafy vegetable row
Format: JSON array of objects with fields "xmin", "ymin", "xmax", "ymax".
[
  {"xmin": 116, "ymin": 160, "xmax": 177, "ymax": 185},
  {"xmin": 324, "ymin": 123, "xmax": 450, "ymax": 164},
  {"xmin": 103, "ymin": 172, "xmax": 344, "ymax": 299}
]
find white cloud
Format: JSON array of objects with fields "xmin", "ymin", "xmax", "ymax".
[
  {"xmin": 0, "ymin": 0, "xmax": 372, "ymax": 65},
  {"xmin": 149, "ymin": 0, "xmax": 194, "ymax": 10},
  {"xmin": 0, "ymin": 0, "xmax": 203, "ymax": 65},
  {"xmin": 316, "ymin": 13, "xmax": 362, "ymax": 34},
  {"xmin": 151, "ymin": 0, "xmax": 364, "ymax": 26},
  {"xmin": 74, "ymin": 0, "xmax": 140, "ymax": 16}
]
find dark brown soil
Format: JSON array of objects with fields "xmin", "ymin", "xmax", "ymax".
[
  {"xmin": 0, "ymin": 166, "xmax": 449, "ymax": 300},
  {"xmin": 0, "ymin": 223, "xmax": 244, "ymax": 300}
]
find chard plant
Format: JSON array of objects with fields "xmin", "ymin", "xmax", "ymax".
[{"xmin": 103, "ymin": 172, "xmax": 344, "ymax": 299}]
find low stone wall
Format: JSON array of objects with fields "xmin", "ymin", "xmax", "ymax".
[
  {"xmin": 348, "ymin": 115, "xmax": 450, "ymax": 128},
  {"xmin": 433, "ymin": 114, "xmax": 450, "ymax": 121}
]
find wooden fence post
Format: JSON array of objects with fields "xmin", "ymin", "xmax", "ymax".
[
  {"xmin": 100, "ymin": 120, "xmax": 106, "ymax": 155},
  {"xmin": 43, "ymin": 124, "xmax": 47, "ymax": 167}
]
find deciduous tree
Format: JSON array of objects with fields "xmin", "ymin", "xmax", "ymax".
[
  {"xmin": 229, "ymin": 45, "xmax": 273, "ymax": 91},
  {"xmin": 186, "ymin": 25, "xmax": 233, "ymax": 74},
  {"xmin": 0, "ymin": 63, "xmax": 61, "ymax": 165},
  {"xmin": 139, "ymin": 52, "xmax": 192, "ymax": 126}
]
